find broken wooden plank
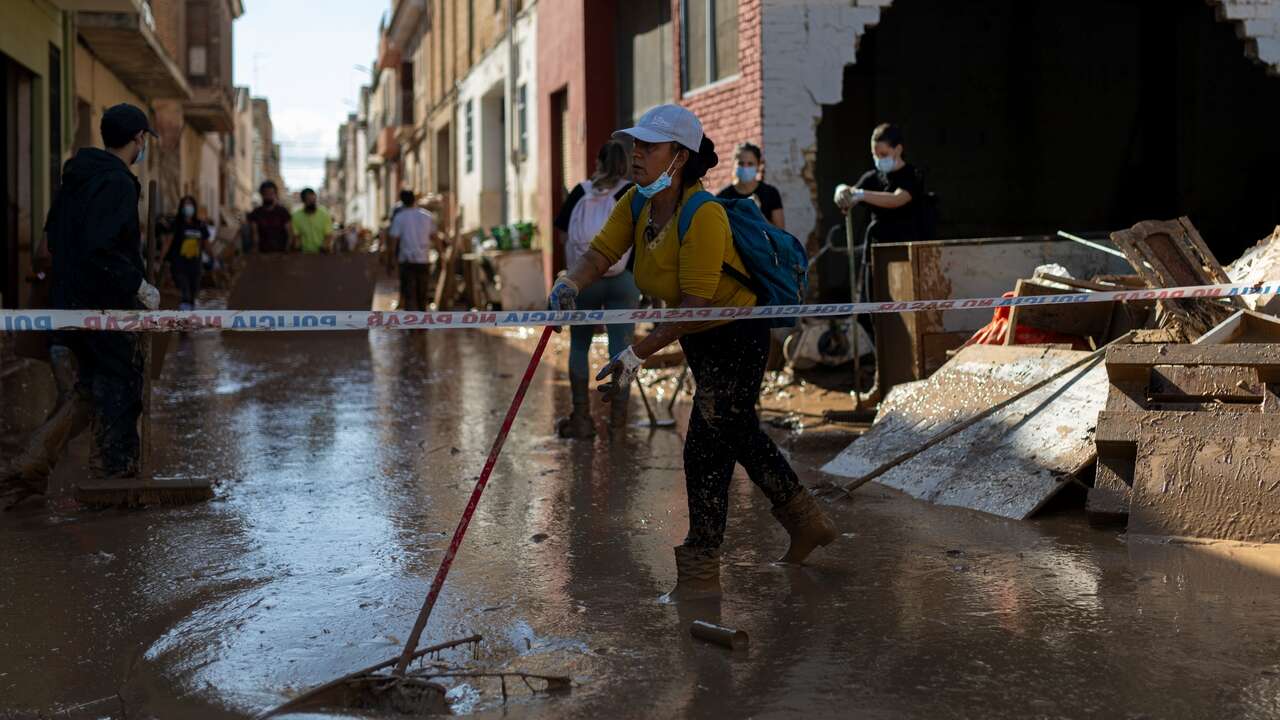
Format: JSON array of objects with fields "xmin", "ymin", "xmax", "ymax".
[
  {"xmin": 872, "ymin": 361, "xmax": 1108, "ymax": 519},
  {"xmin": 1105, "ymin": 344, "xmax": 1280, "ymax": 382},
  {"xmin": 1194, "ymin": 309, "xmax": 1280, "ymax": 346},
  {"xmin": 1109, "ymin": 217, "xmax": 1243, "ymax": 339},
  {"xmin": 821, "ymin": 345, "xmax": 1091, "ymax": 480}
]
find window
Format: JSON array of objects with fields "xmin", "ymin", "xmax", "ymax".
[
  {"xmin": 516, "ymin": 84, "xmax": 528, "ymax": 158},
  {"xmin": 464, "ymin": 100, "xmax": 474, "ymax": 174},
  {"xmin": 616, "ymin": 0, "xmax": 673, "ymax": 125},
  {"xmin": 189, "ymin": 45, "xmax": 208, "ymax": 76},
  {"xmin": 400, "ymin": 61, "xmax": 414, "ymax": 126},
  {"xmin": 681, "ymin": 0, "xmax": 738, "ymax": 92}
]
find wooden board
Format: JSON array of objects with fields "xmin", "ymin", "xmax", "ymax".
[
  {"xmin": 1109, "ymin": 217, "xmax": 1242, "ymax": 339},
  {"xmin": 1129, "ymin": 434, "xmax": 1280, "ymax": 543},
  {"xmin": 822, "ymin": 344, "xmax": 1091, "ymax": 479},
  {"xmin": 822, "ymin": 344, "xmax": 1105, "ymax": 519}
]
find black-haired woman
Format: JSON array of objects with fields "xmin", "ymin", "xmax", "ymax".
[
  {"xmin": 547, "ymin": 104, "xmax": 837, "ymax": 601},
  {"xmin": 716, "ymin": 141, "xmax": 785, "ymax": 230},
  {"xmin": 164, "ymin": 195, "xmax": 208, "ymax": 311}
]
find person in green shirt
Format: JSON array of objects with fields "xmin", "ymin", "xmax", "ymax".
[{"xmin": 291, "ymin": 187, "xmax": 333, "ymax": 253}]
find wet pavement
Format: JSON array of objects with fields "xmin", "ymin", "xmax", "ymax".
[{"xmin": 5, "ymin": 327, "xmax": 1280, "ymax": 719}]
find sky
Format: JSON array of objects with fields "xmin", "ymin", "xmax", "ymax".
[{"xmin": 233, "ymin": 1, "xmax": 388, "ymax": 191}]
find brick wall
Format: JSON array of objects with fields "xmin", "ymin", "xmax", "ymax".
[
  {"xmin": 761, "ymin": 0, "xmax": 1280, "ymax": 249},
  {"xmin": 673, "ymin": 0, "xmax": 763, "ymax": 193}
]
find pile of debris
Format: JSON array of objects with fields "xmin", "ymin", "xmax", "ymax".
[{"xmin": 821, "ymin": 218, "xmax": 1280, "ymax": 543}]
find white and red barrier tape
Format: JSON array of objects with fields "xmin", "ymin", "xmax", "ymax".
[{"xmin": 1, "ymin": 281, "xmax": 1275, "ymax": 332}]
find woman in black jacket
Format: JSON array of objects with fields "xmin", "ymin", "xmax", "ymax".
[{"xmin": 163, "ymin": 195, "xmax": 209, "ymax": 311}]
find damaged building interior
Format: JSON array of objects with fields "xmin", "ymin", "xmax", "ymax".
[{"xmin": 815, "ymin": 0, "xmax": 1280, "ymax": 301}]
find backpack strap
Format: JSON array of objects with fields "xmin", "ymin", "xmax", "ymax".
[
  {"xmin": 676, "ymin": 190, "xmax": 715, "ymax": 242},
  {"xmin": 677, "ymin": 192, "xmax": 767, "ymax": 300},
  {"xmin": 629, "ymin": 189, "xmax": 647, "ymax": 225}
]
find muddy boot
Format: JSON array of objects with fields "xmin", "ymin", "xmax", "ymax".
[
  {"xmin": 4, "ymin": 394, "xmax": 91, "ymax": 494},
  {"xmin": 659, "ymin": 545, "xmax": 721, "ymax": 603},
  {"xmin": 772, "ymin": 490, "xmax": 839, "ymax": 564},
  {"xmin": 556, "ymin": 376, "xmax": 596, "ymax": 439}
]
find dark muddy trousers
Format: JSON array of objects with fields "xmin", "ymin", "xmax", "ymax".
[
  {"xmin": 399, "ymin": 262, "xmax": 430, "ymax": 312},
  {"xmin": 569, "ymin": 271, "xmax": 639, "ymax": 387},
  {"xmin": 679, "ymin": 320, "xmax": 804, "ymax": 549},
  {"xmin": 171, "ymin": 259, "xmax": 201, "ymax": 307},
  {"xmin": 63, "ymin": 331, "xmax": 143, "ymax": 478}
]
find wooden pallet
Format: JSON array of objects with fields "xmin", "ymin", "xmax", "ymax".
[{"xmin": 1088, "ymin": 342, "xmax": 1280, "ymax": 541}]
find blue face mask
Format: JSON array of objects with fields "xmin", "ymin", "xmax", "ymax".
[
  {"xmin": 134, "ymin": 139, "xmax": 146, "ymax": 166},
  {"xmin": 735, "ymin": 166, "xmax": 757, "ymax": 183},
  {"xmin": 182, "ymin": 205, "xmax": 195, "ymax": 219},
  {"xmin": 875, "ymin": 155, "xmax": 896, "ymax": 174},
  {"xmin": 638, "ymin": 156, "xmax": 679, "ymax": 199}
]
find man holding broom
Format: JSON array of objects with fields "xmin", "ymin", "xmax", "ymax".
[{"xmin": 1, "ymin": 103, "xmax": 160, "ymax": 507}]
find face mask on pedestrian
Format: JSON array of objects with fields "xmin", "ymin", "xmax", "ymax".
[
  {"xmin": 182, "ymin": 204, "xmax": 195, "ymax": 219},
  {"xmin": 134, "ymin": 135, "xmax": 147, "ymax": 166},
  {"xmin": 638, "ymin": 152, "xmax": 680, "ymax": 199},
  {"xmin": 874, "ymin": 154, "xmax": 896, "ymax": 174},
  {"xmin": 735, "ymin": 166, "xmax": 757, "ymax": 183}
]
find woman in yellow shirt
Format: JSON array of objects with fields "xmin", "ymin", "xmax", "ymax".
[{"xmin": 547, "ymin": 105, "xmax": 836, "ymax": 601}]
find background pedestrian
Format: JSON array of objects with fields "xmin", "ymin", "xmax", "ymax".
[
  {"xmin": 717, "ymin": 142, "xmax": 785, "ymax": 229},
  {"xmin": 551, "ymin": 140, "xmax": 638, "ymax": 438}
]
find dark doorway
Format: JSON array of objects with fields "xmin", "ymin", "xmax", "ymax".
[
  {"xmin": 549, "ymin": 87, "xmax": 569, "ymax": 274},
  {"xmin": 2, "ymin": 52, "xmax": 35, "ymax": 312},
  {"xmin": 815, "ymin": 0, "xmax": 1280, "ymax": 299}
]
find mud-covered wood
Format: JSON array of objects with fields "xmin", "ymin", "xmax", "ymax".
[
  {"xmin": 1109, "ymin": 217, "xmax": 1242, "ymax": 339},
  {"xmin": 1129, "ymin": 435, "xmax": 1280, "ymax": 543}
]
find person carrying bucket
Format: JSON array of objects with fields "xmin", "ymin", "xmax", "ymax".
[{"xmin": 547, "ymin": 105, "xmax": 837, "ymax": 601}]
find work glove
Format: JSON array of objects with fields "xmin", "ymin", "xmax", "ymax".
[
  {"xmin": 547, "ymin": 276, "xmax": 579, "ymax": 334},
  {"xmin": 547, "ymin": 276, "xmax": 579, "ymax": 312},
  {"xmin": 136, "ymin": 279, "xmax": 160, "ymax": 311},
  {"xmin": 833, "ymin": 184, "xmax": 864, "ymax": 211},
  {"xmin": 595, "ymin": 346, "xmax": 643, "ymax": 402}
]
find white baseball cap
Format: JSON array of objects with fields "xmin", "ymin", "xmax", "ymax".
[{"xmin": 613, "ymin": 104, "xmax": 704, "ymax": 151}]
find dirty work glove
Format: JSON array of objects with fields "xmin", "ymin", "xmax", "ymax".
[
  {"xmin": 547, "ymin": 276, "xmax": 579, "ymax": 334},
  {"xmin": 833, "ymin": 184, "xmax": 864, "ymax": 211},
  {"xmin": 595, "ymin": 346, "xmax": 643, "ymax": 402},
  {"xmin": 547, "ymin": 276, "xmax": 579, "ymax": 312},
  {"xmin": 136, "ymin": 279, "xmax": 160, "ymax": 311}
]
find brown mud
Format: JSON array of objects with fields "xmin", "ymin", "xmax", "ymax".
[{"xmin": 4, "ymin": 328, "xmax": 1280, "ymax": 719}]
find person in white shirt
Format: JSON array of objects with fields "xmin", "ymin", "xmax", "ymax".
[{"xmin": 388, "ymin": 190, "xmax": 439, "ymax": 312}]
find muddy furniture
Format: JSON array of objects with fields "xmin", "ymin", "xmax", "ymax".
[
  {"xmin": 1110, "ymin": 217, "xmax": 1245, "ymax": 341},
  {"xmin": 870, "ymin": 236, "xmax": 1133, "ymax": 392},
  {"xmin": 1088, "ymin": 343, "xmax": 1280, "ymax": 542}
]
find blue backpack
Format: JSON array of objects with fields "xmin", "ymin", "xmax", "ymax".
[{"xmin": 630, "ymin": 190, "xmax": 809, "ymax": 327}]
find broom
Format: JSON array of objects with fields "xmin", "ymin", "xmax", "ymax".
[{"xmin": 259, "ymin": 326, "xmax": 555, "ymax": 717}]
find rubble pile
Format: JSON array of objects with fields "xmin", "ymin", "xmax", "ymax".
[{"xmin": 824, "ymin": 218, "xmax": 1280, "ymax": 543}]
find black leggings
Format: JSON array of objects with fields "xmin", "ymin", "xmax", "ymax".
[{"xmin": 679, "ymin": 321, "xmax": 803, "ymax": 549}]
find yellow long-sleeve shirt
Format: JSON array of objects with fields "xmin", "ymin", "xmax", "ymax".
[{"xmin": 589, "ymin": 183, "xmax": 756, "ymax": 314}]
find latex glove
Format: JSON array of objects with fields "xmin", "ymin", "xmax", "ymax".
[
  {"xmin": 547, "ymin": 276, "xmax": 579, "ymax": 312},
  {"xmin": 136, "ymin": 279, "xmax": 160, "ymax": 311},
  {"xmin": 834, "ymin": 184, "xmax": 865, "ymax": 210},
  {"xmin": 595, "ymin": 346, "xmax": 643, "ymax": 402}
]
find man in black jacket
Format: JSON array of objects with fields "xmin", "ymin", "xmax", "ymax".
[{"xmin": 4, "ymin": 104, "xmax": 161, "ymax": 499}]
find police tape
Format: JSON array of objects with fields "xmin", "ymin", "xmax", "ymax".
[{"xmin": 1, "ymin": 281, "xmax": 1276, "ymax": 333}]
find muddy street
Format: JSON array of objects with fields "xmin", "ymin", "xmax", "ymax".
[{"xmin": 4, "ymin": 328, "xmax": 1280, "ymax": 719}]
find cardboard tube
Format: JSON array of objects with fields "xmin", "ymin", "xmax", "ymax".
[{"xmin": 690, "ymin": 621, "xmax": 748, "ymax": 650}]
